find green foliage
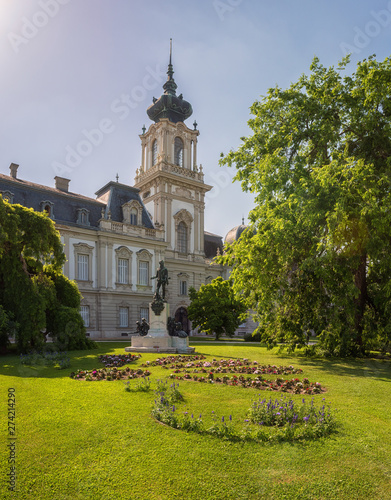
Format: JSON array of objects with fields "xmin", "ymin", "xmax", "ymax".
[
  {"xmin": 219, "ymin": 56, "xmax": 391, "ymax": 357},
  {"xmin": 44, "ymin": 266, "xmax": 82, "ymax": 308},
  {"xmin": 0, "ymin": 196, "xmax": 94, "ymax": 353},
  {"xmin": 188, "ymin": 277, "xmax": 248, "ymax": 339},
  {"xmin": 0, "ymin": 305, "xmax": 18, "ymax": 353},
  {"xmin": 49, "ymin": 305, "xmax": 93, "ymax": 351}
]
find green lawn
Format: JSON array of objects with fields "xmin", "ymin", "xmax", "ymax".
[{"xmin": 1, "ymin": 343, "xmax": 390, "ymax": 500}]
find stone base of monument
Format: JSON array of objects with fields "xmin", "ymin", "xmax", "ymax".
[{"xmin": 125, "ymin": 302, "xmax": 195, "ymax": 354}]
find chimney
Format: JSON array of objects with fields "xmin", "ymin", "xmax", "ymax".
[
  {"xmin": 9, "ymin": 163, "xmax": 19, "ymax": 179},
  {"xmin": 55, "ymin": 176, "xmax": 70, "ymax": 192}
]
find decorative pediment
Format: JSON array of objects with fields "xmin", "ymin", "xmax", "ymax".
[
  {"xmin": 173, "ymin": 209, "xmax": 193, "ymax": 226},
  {"xmin": 115, "ymin": 246, "xmax": 133, "ymax": 259},
  {"xmin": 73, "ymin": 242, "xmax": 94, "ymax": 254},
  {"xmin": 136, "ymin": 249, "xmax": 153, "ymax": 260}
]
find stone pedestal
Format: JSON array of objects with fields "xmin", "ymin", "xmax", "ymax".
[{"xmin": 125, "ymin": 302, "xmax": 195, "ymax": 354}]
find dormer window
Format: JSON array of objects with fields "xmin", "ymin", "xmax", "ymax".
[
  {"xmin": 174, "ymin": 137, "xmax": 184, "ymax": 167},
  {"xmin": 122, "ymin": 200, "xmax": 142, "ymax": 226},
  {"xmin": 40, "ymin": 201, "xmax": 54, "ymax": 219},
  {"xmin": 1, "ymin": 190, "xmax": 14, "ymax": 203},
  {"xmin": 77, "ymin": 208, "xmax": 90, "ymax": 226}
]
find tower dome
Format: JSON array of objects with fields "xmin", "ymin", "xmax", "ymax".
[
  {"xmin": 147, "ymin": 40, "xmax": 193, "ymax": 124},
  {"xmin": 224, "ymin": 223, "xmax": 248, "ymax": 245}
]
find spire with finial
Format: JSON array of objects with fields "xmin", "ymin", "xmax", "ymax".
[
  {"xmin": 146, "ymin": 39, "xmax": 192, "ymax": 124},
  {"xmin": 163, "ymin": 38, "xmax": 177, "ymax": 96}
]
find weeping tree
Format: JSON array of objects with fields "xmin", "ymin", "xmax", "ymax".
[
  {"xmin": 219, "ymin": 55, "xmax": 391, "ymax": 357},
  {"xmin": 0, "ymin": 196, "xmax": 94, "ymax": 353}
]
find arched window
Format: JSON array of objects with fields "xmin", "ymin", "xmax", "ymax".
[
  {"xmin": 174, "ymin": 137, "xmax": 184, "ymax": 167},
  {"xmin": 152, "ymin": 139, "xmax": 157, "ymax": 166},
  {"xmin": 177, "ymin": 221, "xmax": 187, "ymax": 253}
]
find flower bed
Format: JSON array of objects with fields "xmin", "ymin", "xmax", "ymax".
[
  {"xmin": 152, "ymin": 385, "xmax": 337, "ymax": 443},
  {"xmin": 70, "ymin": 367, "xmax": 151, "ymax": 381},
  {"xmin": 146, "ymin": 355, "xmax": 323, "ymax": 394},
  {"xmin": 98, "ymin": 354, "xmax": 141, "ymax": 367}
]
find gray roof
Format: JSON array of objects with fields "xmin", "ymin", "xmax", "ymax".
[
  {"xmin": 204, "ymin": 231, "xmax": 223, "ymax": 259},
  {"xmin": 0, "ymin": 173, "xmax": 154, "ymax": 230}
]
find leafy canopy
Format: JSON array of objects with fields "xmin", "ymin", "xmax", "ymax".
[
  {"xmin": 0, "ymin": 196, "xmax": 94, "ymax": 353},
  {"xmin": 219, "ymin": 55, "xmax": 391, "ymax": 356},
  {"xmin": 188, "ymin": 277, "xmax": 247, "ymax": 340}
]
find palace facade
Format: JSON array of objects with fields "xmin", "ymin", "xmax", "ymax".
[{"xmin": 0, "ymin": 53, "xmax": 255, "ymax": 339}]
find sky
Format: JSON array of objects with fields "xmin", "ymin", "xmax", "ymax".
[{"xmin": 1, "ymin": 0, "xmax": 390, "ymax": 239}]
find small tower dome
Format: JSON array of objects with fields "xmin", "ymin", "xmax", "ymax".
[{"xmin": 224, "ymin": 223, "xmax": 248, "ymax": 245}]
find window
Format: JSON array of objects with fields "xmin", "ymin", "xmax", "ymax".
[
  {"xmin": 118, "ymin": 258, "xmax": 129, "ymax": 284},
  {"xmin": 115, "ymin": 246, "xmax": 132, "ymax": 286},
  {"xmin": 77, "ymin": 209, "xmax": 90, "ymax": 226},
  {"xmin": 174, "ymin": 209, "xmax": 193, "ymax": 255},
  {"xmin": 74, "ymin": 243, "xmax": 94, "ymax": 284},
  {"xmin": 179, "ymin": 280, "xmax": 187, "ymax": 296},
  {"xmin": 140, "ymin": 307, "xmax": 149, "ymax": 322},
  {"xmin": 174, "ymin": 137, "xmax": 184, "ymax": 167},
  {"xmin": 80, "ymin": 305, "xmax": 90, "ymax": 327},
  {"xmin": 119, "ymin": 307, "xmax": 129, "ymax": 328},
  {"xmin": 139, "ymin": 261, "xmax": 149, "ymax": 285},
  {"xmin": 152, "ymin": 139, "xmax": 157, "ymax": 166},
  {"xmin": 122, "ymin": 201, "xmax": 141, "ymax": 225},
  {"xmin": 1, "ymin": 191, "xmax": 13, "ymax": 203},
  {"xmin": 40, "ymin": 200, "xmax": 54, "ymax": 219},
  {"xmin": 130, "ymin": 207, "xmax": 138, "ymax": 225},
  {"xmin": 136, "ymin": 249, "xmax": 152, "ymax": 289},
  {"xmin": 77, "ymin": 254, "xmax": 89, "ymax": 281},
  {"xmin": 177, "ymin": 221, "xmax": 187, "ymax": 253}
]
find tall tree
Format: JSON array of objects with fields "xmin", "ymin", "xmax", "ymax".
[
  {"xmin": 188, "ymin": 277, "xmax": 248, "ymax": 340},
  {"xmin": 220, "ymin": 56, "xmax": 391, "ymax": 356},
  {"xmin": 0, "ymin": 197, "xmax": 93, "ymax": 352}
]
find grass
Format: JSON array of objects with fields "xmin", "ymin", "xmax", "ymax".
[{"xmin": 1, "ymin": 343, "xmax": 391, "ymax": 499}]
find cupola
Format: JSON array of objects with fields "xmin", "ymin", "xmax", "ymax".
[{"xmin": 146, "ymin": 39, "xmax": 193, "ymax": 124}]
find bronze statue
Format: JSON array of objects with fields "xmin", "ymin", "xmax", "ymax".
[
  {"xmin": 135, "ymin": 318, "xmax": 150, "ymax": 336},
  {"xmin": 151, "ymin": 260, "xmax": 169, "ymax": 301},
  {"xmin": 167, "ymin": 317, "xmax": 188, "ymax": 338}
]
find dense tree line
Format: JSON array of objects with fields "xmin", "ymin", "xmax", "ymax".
[{"xmin": 219, "ymin": 56, "xmax": 391, "ymax": 356}]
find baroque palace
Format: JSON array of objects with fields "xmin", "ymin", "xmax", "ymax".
[{"xmin": 0, "ymin": 52, "xmax": 253, "ymax": 339}]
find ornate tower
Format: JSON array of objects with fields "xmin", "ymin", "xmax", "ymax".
[{"xmin": 134, "ymin": 42, "xmax": 212, "ymax": 263}]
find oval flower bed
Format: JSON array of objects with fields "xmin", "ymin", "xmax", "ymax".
[{"xmin": 143, "ymin": 355, "xmax": 322, "ymax": 395}]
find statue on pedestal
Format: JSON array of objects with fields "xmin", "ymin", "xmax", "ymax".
[{"xmin": 151, "ymin": 260, "xmax": 169, "ymax": 301}]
